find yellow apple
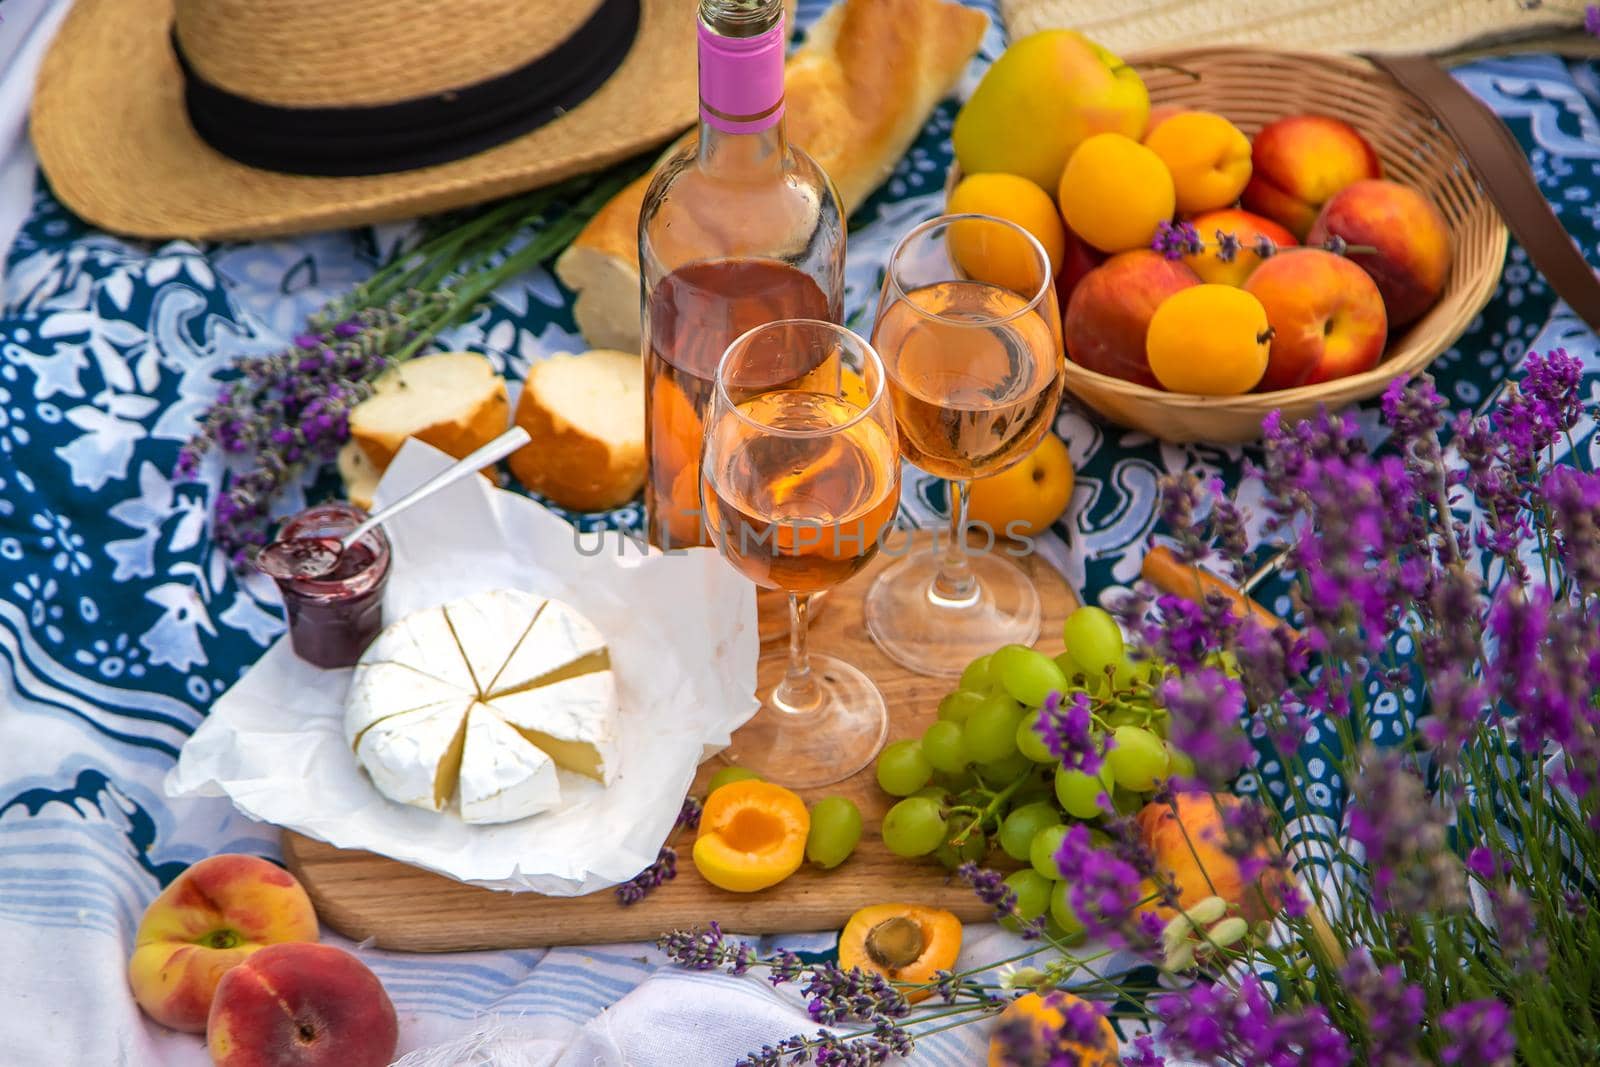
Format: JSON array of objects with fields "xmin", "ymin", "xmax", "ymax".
[
  {"xmin": 953, "ymin": 31, "xmax": 1150, "ymax": 191},
  {"xmin": 965, "ymin": 434, "xmax": 1074, "ymax": 541}
]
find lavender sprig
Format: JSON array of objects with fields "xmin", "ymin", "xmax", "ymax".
[
  {"xmin": 178, "ymin": 171, "xmax": 635, "ymax": 563},
  {"xmin": 615, "ymin": 846, "xmax": 676, "ymax": 905}
]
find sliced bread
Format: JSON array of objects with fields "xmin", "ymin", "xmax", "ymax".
[
  {"xmin": 508, "ymin": 350, "xmax": 645, "ymax": 511},
  {"xmin": 349, "ymin": 352, "xmax": 510, "ymax": 470}
]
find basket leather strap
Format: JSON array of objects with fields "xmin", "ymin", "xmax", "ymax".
[{"xmin": 1367, "ymin": 53, "xmax": 1600, "ymax": 333}]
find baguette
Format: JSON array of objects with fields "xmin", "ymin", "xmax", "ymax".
[
  {"xmin": 348, "ymin": 352, "xmax": 510, "ymax": 470},
  {"xmin": 507, "ymin": 350, "xmax": 646, "ymax": 511},
  {"xmin": 554, "ymin": 0, "xmax": 988, "ymax": 352}
]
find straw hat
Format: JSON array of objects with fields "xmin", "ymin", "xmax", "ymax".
[
  {"xmin": 31, "ymin": 0, "xmax": 697, "ymax": 239},
  {"xmin": 1002, "ymin": 0, "xmax": 1595, "ymax": 59}
]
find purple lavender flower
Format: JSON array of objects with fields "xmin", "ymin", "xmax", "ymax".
[
  {"xmin": 1144, "ymin": 591, "xmax": 1238, "ymax": 674},
  {"xmin": 1381, "ymin": 373, "xmax": 1446, "ymax": 450},
  {"xmin": 989, "ymin": 993, "xmax": 1113, "ymax": 1066},
  {"xmin": 1438, "ymin": 999, "xmax": 1515, "ymax": 1067},
  {"xmin": 614, "ymin": 845, "xmax": 676, "ymax": 905},
  {"xmin": 1158, "ymin": 472, "xmax": 1211, "ymax": 565},
  {"xmin": 1250, "ymin": 233, "xmax": 1280, "ymax": 259},
  {"xmin": 1587, "ymin": 4, "xmax": 1600, "ymax": 36},
  {"xmin": 801, "ymin": 963, "xmax": 910, "ymax": 1024},
  {"xmin": 1213, "ymin": 229, "xmax": 1242, "ymax": 264},
  {"xmin": 1158, "ymin": 667, "xmax": 1253, "ymax": 785},
  {"xmin": 675, "ymin": 795, "xmax": 703, "ymax": 832},
  {"xmin": 1034, "ymin": 691, "xmax": 1104, "ymax": 774},
  {"xmin": 1542, "ymin": 465, "xmax": 1600, "ymax": 594},
  {"xmin": 1125, "ymin": 1033, "xmax": 1165, "ymax": 1067},
  {"xmin": 1490, "ymin": 885, "xmax": 1548, "ymax": 974},
  {"xmin": 1152, "ymin": 220, "xmax": 1205, "ymax": 260},
  {"xmin": 1341, "ymin": 949, "xmax": 1425, "ymax": 1067},
  {"xmin": 1347, "ymin": 746, "xmax": 1466, "ymax": 915},
  {"xmin": 957, "ymin": 862, "xmax": 1020, "ymax": 923},
  {"xmin": 1053, "ymin": 824, "xmax": 1143, "ymax": 940},
  {"xmin": 1465, "ymin": 846, "xmax": 1500, "ymax": 881},
  {"xmin": 1156, "ymin": 977, "xmax": 1352, "ymax": 1067}
]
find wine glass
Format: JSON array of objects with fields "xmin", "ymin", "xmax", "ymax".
[
  {"xmin": 702, "ymin": 319, "xmax": 901, "ymax": 788},
  {"xmin": 864, "ymin": 213, "xmax": 1065, "ymax": 676}
]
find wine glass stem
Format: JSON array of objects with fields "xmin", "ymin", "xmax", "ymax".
[
  {"xmin": 772, "ymin": 592, "xmax": 822, "ymax": 714},
  {"xmin": 932, "ymin": 478, "xmax": 979, "ymax": 607}
]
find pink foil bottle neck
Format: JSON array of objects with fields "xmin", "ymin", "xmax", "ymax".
[{"xmin": 698, "ymin": 17, "xmax": 786, "ymax": 134}]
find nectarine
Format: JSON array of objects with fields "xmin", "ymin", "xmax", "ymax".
[
  {"xmin": 1064, "ymin": 251, "xmax": 1199, "ymax": 387},
  {"xmin": 1241, "ymin": 115, "xmax": 1382, "ymax": 239},
  {"xmin": 1308, "ymin": 178, "xmax": 1452, "ymax": 328},
  {"xmin": 1184, "ymin": 208, "xmax": 1298, "ymax": 288},
  {"xmin": 1245, "ymin": 249, "xmax": 1388, "ymax": 390},
  {"xmin": 208, "ymin": 942, "xmax": 398, "ymax": 1067},
  {"xmin": 127, "ymin": 854, "xmax": 319, "ymax": 1033}
]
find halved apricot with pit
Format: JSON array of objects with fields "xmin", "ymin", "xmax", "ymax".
[
  {"xmin": 692, "ymin": 779, "xmax": 809, "ymax": 893},
  {"xmin": 837, "ymin": 903, "xmax": 962, "ymax": 1002}
]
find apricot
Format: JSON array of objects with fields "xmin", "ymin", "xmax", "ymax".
[
  {"xmin": 965, "ymin": 433, "xmax": 1074, "ymax": 541},
  {"xmin": 1143, "ymin": 111, "xmax": 1253, "ymax": 215},
  {"xmin": 949, "ymin": 173, "xmax": 1067, "ymax": 292},
  {"xmin": 127, "ymin": 854, "xmax": 319, "ymax": 1033},
  {"xmin": 1064, "ymin": 251, "xmax": 1199, "ymax": 387},
  {"xmin": 1137, "ymin": 793, "xmax": 1284, "ymax": 924},
  {"xmin": 1183, "ymin": 208, "xmax": 1298, "ymax": 288},
  {"xmin": 1146, "ymin": 285, "xmax": 1271, "ymax": 395},
  {"xmin": 838, "ymin": 904, "xmax": 962, "ymax": 1003},
  {"xmin": 987, "ymin": 991, "xmax": 1117, "ymax": 1066},
  {"xmin": 1058, "ymin": 133, "xmax": 1176, "ymax": 254},
  {"xmin": 1308, "ymin": 178, "xmax": 1452, "ymax": 327},
  {"xmin": 208, "ymin": 942, "xmax": 397, "ymax": 1067},
  {"xmin": 693, "ymin": 779, "xmax": 810, "ymax": 892}
]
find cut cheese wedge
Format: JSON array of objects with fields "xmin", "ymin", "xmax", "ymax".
[
  {"xmin": 354, "ymin": 700, "xmax": 474, "ymax": 812},
  {"xmin": 362, "ymin": 608, "xmax": 478, "ymax": 692},
  {"xmin": 442, "ymin": 588, "xmax": 547, "ymax": 695},
  {"xmin": 458, "ymin": 704, "xmax": 562, "ymax": 824},
  {"xmin": 345, "ymin": 664, "xmax": 475, "ymax": 746},
  {"xmin": 344, "ymin": 588, "xmax": 622, "ymax": 824},
  {"xmin": 491, "ymin": 673, "xmax": 619, "ymax": 783},
  {"xmin": 491, "ymin": 597, "xmax": 608, "ymax": 694}
]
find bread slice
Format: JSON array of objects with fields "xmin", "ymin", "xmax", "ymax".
[
  {"xmin": 337, "ymin": 440, "xmax": 380, "ymax": 513},
  {"xmin": 507, "ymin": 350, "xmax": 645, "ymax": 511},
  {"xmin": 553, "ymin": 0, "xmax": 988, "ymax": 352},
  {"xmin": 349, "ymin": 352, "xmax": 510, "ymax": 470}
]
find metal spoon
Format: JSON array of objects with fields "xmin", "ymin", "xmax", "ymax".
[{"xmin": 256, "ymin": 426, "xmax": 531, "ymax": 581}]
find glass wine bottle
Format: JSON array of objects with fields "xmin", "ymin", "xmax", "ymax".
[{"xmin": 639, "ymin": 0, "xmax": 846, "ymax": 551}]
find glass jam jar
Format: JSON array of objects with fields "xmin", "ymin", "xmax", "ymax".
[{"xmin": 263, "ymin": 502, "xmax": 390, "ymax": 669}]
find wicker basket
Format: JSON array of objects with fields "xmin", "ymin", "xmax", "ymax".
[{"xmin": 948, "ymin": 46, "xmax": 1508, "ymax": 443}]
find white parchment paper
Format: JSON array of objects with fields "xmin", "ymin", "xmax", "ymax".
[{"xmin": 167, "ymin": 441, "xmax": 759, "ymax": 895}]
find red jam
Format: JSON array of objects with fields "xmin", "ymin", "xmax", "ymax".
[{"xmin": 261, "ymin": 503, "xmax": 391, "ymax": 669}]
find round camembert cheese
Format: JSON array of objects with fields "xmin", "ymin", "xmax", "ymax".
[{"xmin": 345, "ymin": 589, "xmax": 620, "ymax": 824}]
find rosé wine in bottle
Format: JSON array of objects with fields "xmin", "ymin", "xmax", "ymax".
[{"xmin": 639, "ymin": 0, "xmax": 845, "ymax": 550}]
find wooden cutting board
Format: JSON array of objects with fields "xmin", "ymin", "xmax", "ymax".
[{"xmin": 282, "ymin": 532, "xmax": 1078, "ymax": 952}]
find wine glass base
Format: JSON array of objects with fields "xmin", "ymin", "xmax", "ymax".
[
  {"xmin": 864, "ymin": 549, "xmax": 1042, "ymax": 677},
  {"xmin": 723, "ymin": 653, "xmax": 889, "ymax": 789}
]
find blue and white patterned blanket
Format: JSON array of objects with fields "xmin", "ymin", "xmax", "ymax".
[{"xmin": 1, "ymin": 0, "xmax": 1598, "ymax": 1061}]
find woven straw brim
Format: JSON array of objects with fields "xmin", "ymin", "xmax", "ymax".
[
  {"xmin": 31, "ymin": 0, "xmax": 697, "ymax": 239},
  {"xmin": 1002, "ymin": 0, "xmax": 1592, "ymax": 59}
]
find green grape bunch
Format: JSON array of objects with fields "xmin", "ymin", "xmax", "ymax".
[{"xmin": 872, "ymin": 606, "xmax": 1201, "ymax": 921}]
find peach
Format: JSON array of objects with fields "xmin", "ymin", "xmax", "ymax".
[
  {"xmin": 1137, "ymin": 794, "xmax": 1285, "ymax": 924},
  {"xmin": 1245, "ymin": 249, "xmax": 1387, "ymax": 391},
  {"xmin": 1241, "ymin": 115, "xmax": 1382, "ymax": 239},
  {"xmin": 1307, "ymin": 178, "xmax": 1452, "ymax": 328},
  {"xmin": 1065, "ymin": 250, "xmax": 1200, "ymax": 387},
  {"xmin": 1143, "ymin": 105, "xmax": 1189, "ymax": 139},
  {"xmin": 127, "ymin": 854, "xmax": 319, "ymax": 1033},
  {"xmin": 1143, "ymin": 111, "xmax": 1253, "ymax": 215},
  {"xmin": 1055, "ymin": 223, "xmax": 1107, "ymax": 308},
  {"xmin": 208, "ymin": 942, "xmax": 398, "ymax": 1067},
  {"xmin": 1184, "ymin": 208, "xmax": 1299, "ymax": 288}
]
